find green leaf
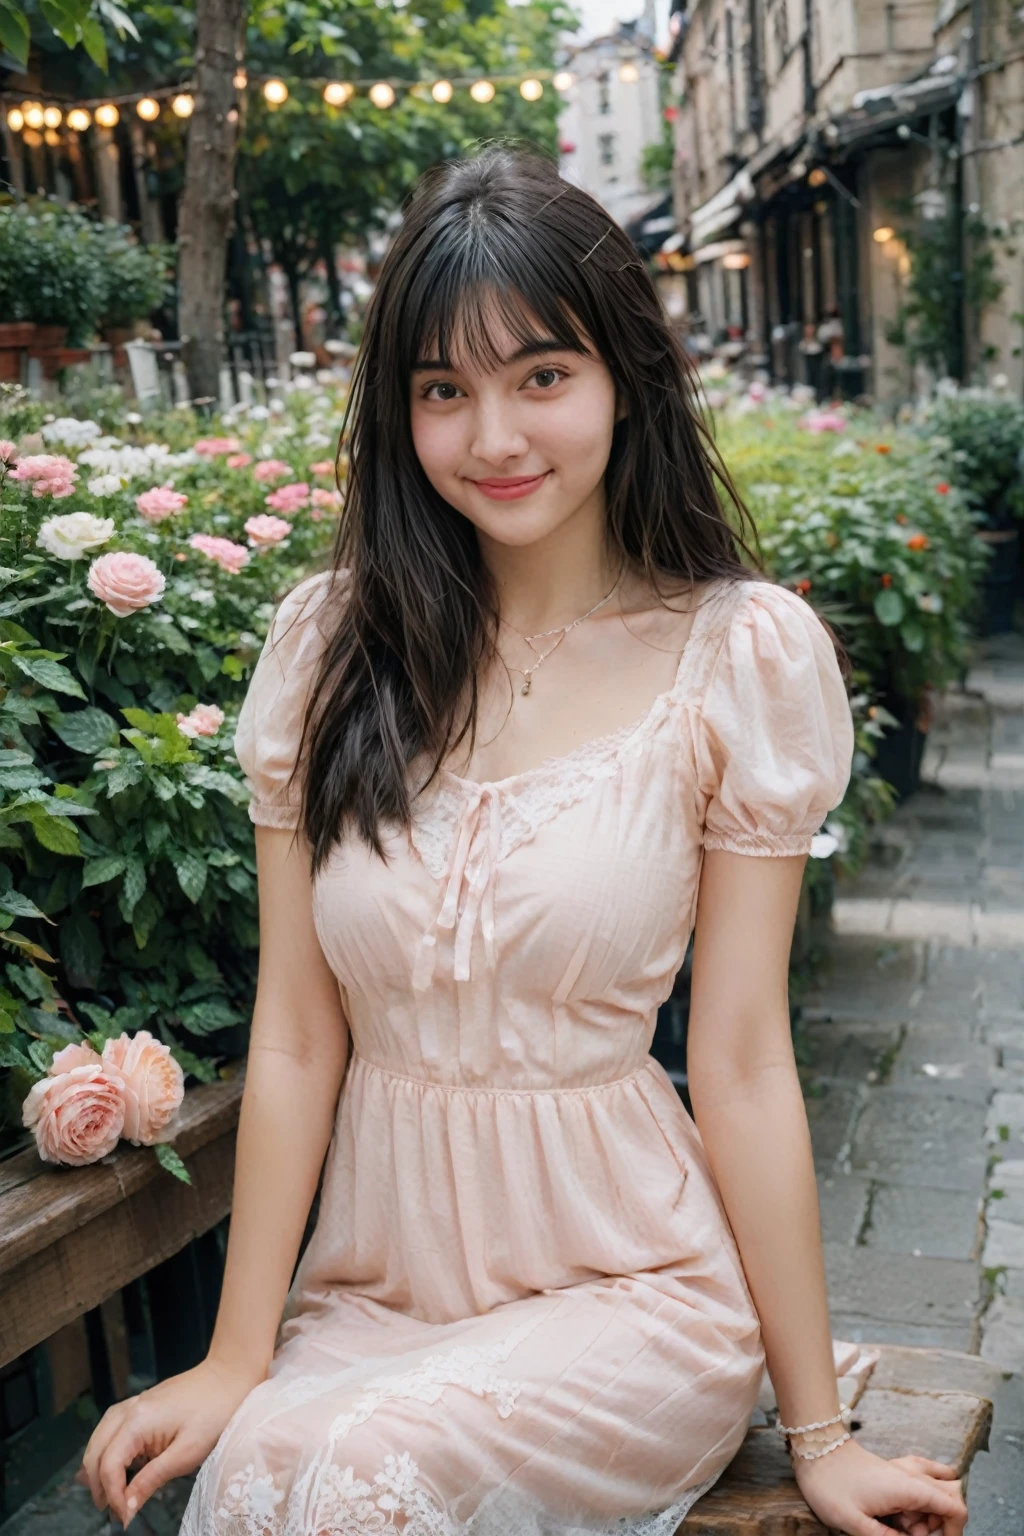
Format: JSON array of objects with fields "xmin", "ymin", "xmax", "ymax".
[
  {"xmin": 121, "ymin": 708, "xmax": 156, "ymax": 733},
  {"xmin": 0, "ymin": 1007, "xmax": 13, "ymax": 1032},
  {"xmin": 81, "ymin": 854, "xmax": 127, "ymax": 889},
  {"xmin": 120, "ymin": 855, "xmax": 146, "ymax": 918},
  {"xmin": 54, "ymin": 707, "xmax": 119, "ymax": 754},
  {"xmin": 18, "ymin": 802, "xmax": 82, "ymax": 856},
  {"xmin": 171, "ymin": 849, "xmax": 207, "ymax": 904},
  {"xmin": 154, "ymin": 1143, "xmax": 192, "ymax": 1184},
  {"xmin": 900, "ymin": 619, "xmax": 926, "ymax": 652},
  {"xmin": 11, "ymin": 655, "xmax": 86, "ymax": 699},
  {"xmin": 79, "ymin": 14, "xmax": 108, "ymax": 69},
  {"xmin": 131, "ymin": 888, "xmax": 162, "ymax": 950},
  {"xmin": 0, "ymin": 3, "xmax": 30, "ymax": 67},
  {"xmin": 59, "ymin": 911, "xmax": 103, "ymax": 989},
  {"xmin": 873, "ymin": 588, "xmax": 906, "ymax": 626},
  {"xmin": 104, "ymin": 759, "xmax": 145, "ymax": 795},
  {"xmin": 0, "ymin": 888, "xmax": 47, "ymax": 921},
  {"xmin": 77, "ymin": 1001, "xmax": 119, "ymax": 1037},
  {"xmin": 0, "ymin": 1033, "xmax": 32, "ymax": 1069},
  {"xmin": 27, "ymin": 1037, "xmax": 54, "ymax": 1074},
  {"xmin": 170, "ymin": 1044, "xmax": 219, "ymax": 1083}
]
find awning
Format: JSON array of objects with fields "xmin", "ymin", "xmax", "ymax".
[
  {"xmin": 692, "ymin": 237, "xmax": 747, "ymax": 266},
  {"xmin": 689, "ymin": 169, "xmax": 754, "ymax": 246},
  {"xmin": 830, "ymin": 74, "xmax": 962, "ymax": 147}
]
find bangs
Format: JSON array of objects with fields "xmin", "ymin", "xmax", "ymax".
[{"xmin": 397, "ymin": 215, "xmax": 595, "ymax": 376}]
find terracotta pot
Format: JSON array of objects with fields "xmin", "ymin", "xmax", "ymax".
[
  {"xmin": 0, "ymin": 322, "xmax": 35, "ymax": 347},
  {"xmin": 0, "ymin": 350, "xmax": 22, "ymax": 382},
  {"xmin": 103, "ymin": 325, "xmax": 135, "ymax": 348},
  {"xmin": 38, "ymin": 347, "xmax": 91, "ymax": 379},
  {"xmin": 31, "ymin": 324, "xmax": 68, "ymax": 349}
]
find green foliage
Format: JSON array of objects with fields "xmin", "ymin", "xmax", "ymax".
[
  {"xmin": 917, "ymin": 389, "xmax": 1024, "ymax": 519},
  {"xmin": 0, "ymin": 381, "xmax": 344, "ymax": 1150},
  {"xmin": 0, "ymin": 204, "xmax": 169, "ymax": 343},
  {"xmin": 0, "ymin": 0, "xmax": 137, "ymax": 71}
]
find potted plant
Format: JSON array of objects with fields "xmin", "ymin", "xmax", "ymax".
[{"xmin": 0, "ymin": 204, "xmax": 107, "ymax": 360}]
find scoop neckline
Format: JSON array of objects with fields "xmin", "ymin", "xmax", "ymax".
[{"xmin": 437, "ymin": 577, "xmax": 736, "ymax": 794}]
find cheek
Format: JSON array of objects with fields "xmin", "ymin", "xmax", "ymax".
[
  {"xmin": 410, "ymin": 407, "xmax": 465, "ymax": 487},
  {"xmin": 542, "ymin": 380, "xmax": 617, "ymax": 479}
]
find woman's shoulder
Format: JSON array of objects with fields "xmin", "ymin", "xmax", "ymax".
[{"xmin": 267, "ymin": 567, "xmax": 348, "ymax": 653}]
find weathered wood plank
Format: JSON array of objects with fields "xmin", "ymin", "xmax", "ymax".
[
  {"xmin": 684, "ymin": 1346, "xmax": 994, "ymax": 1535},
  {"xmin": 0, "ymin": 1078, "xmax": 243, "ymax": 1368}
]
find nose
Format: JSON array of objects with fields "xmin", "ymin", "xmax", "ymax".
[{"xmin": 469, "ymin": 395, "xmax": 529, "ymax": 468}]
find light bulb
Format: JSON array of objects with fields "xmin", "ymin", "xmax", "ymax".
[
  {"xmin": 470, "ymin": 79, "xmax": 496, "ymax": 103},
  {"xmin": 137, "ymin": 97, "xmax": 160, "ymax": 121},
  {"xmin": 95, "ymin": 103, "xmax": 120, "ymax": 127},
  {"xmin": 618, "ymin": 61, "xmax": 640, "ymax": 83},
  {"xmin": 23, "ymin": 103, "xmax": 45, "ymax": 129},
  {"xmin": 553, "ymin": 71, "xmax": 574, "ymax": 91},
  {"xmin": 6, "ymin": 109, "xmax": 24, "ymax": 132},
  {"xmin": 43, "ymin": 106, "xmax": 62, "ymax": 128},
  {"xmin": 431, "ymin": 79, "xmax": 453, "ymax": 103},
  {"xmin": 369, "ymin": 82, "xmax": 396, "ymax": 108},
  {"xmin": 44, "ymin": 128, "xmax": 60, "ymax": 146},
  {"xmin": 171, "ymin": 93, "xmax": 194, "ymax": 118},
  {"xmin": 323, "ymin": 82, "xmax": 353, "ymax": 106},
  {"xmin": 67, "ymin": 108, "xmax": 91, "ymax": 132},
  {"xmin": 233, "ymin": 70, "xmax": 247, "ymax": 89},
  {"xmin": 520, "ymin": 78, "xmax": 543, "ymax": 101},
  {"xmin": 22, "ymin": 128, "xmax": 42, "ymax": 148},
  {"xmin": 873, "ymin": 226, "xmax": 895, "ymax": 243},
  {"xmin": 263, "ymin": 78, "xmax": 289, "ymax": 106}
]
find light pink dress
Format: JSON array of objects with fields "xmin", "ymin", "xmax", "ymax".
[{"xmin": 181, "ymin": 571, "xmax": 854, "ymax": 1536}]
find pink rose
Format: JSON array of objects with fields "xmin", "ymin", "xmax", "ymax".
[
  {"xmin": 309, "ymin": 460, "xmax": 335, "ymax": 478},
  {"xmin": 136, "ymin": 485, "xmax": 189, "ymax": 522},
  {"xmin": 193, "ymin": 437, "xmax": 241, "ymax": 457},
  {"xmin": 87, "ymin": 551, "xmax": 166, "ymax": 616},
  {"xmin": 226, "ymin": 453, "xmax": 251, "ymax": 469},
  {"xmin": 253, "ymin": 459, "xmax": 291, "ymax": 483},
  {"xmin": 800, "ymin": 409, "xmax": 846, "ymax": 434},
  {"xmin": 0, "ymin": 439, "xmax": 17, "ymax": 465},
  {"xmin": 10, "ymin": 453, "xmax": 78, "ymax": 498},
  {"xmin": 49, "ymin": 1041, "xmax": 102, "ymax": 1074},
  {"xmin": 310, "ymin": 488, "xmax": 340, "ymax": 510},
  {"xmin": 264, "ymin": 482, "xmax": 309, "ymax": 514},
  {"xmin": 23, "ymin": 1064, "xmax": 126, "ymax": 1166},
  {"xmin": 102, "ymin": 1030, "xmax": 184, "ymax": 1145},
  {"xmin": 245, "ymin": 513, "xmax": 292, "ymax": 547},
  {"xmin": 177, "ymin": 702, "xmax": 225, "ymax": 738},
  {"xmin": 189, "ymin": 533, "xmax": 250, "ymax": 574}
]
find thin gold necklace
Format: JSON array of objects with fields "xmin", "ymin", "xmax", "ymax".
[{"xmin": 503, "ymin": 582, "xmax": 619, "ymax": 697}]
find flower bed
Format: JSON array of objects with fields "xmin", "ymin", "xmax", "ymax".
[{"xmin": 0, "ymin": 382, "xmax": 342, "ymax": 1161}]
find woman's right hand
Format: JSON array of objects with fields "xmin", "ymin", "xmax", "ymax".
[{"xmin": 77, "ymin": 1356, "xmax": 262, "ymax": 1525}]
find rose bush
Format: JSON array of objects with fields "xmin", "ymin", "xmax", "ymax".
[{"xmin": 0, "ymin": 381, "xmax": 344, "ymax": 1166}]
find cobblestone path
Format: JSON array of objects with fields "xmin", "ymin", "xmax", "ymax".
[{"xmin": 803, "ymin": 633, "xmax": 1024, "ymax": 1532}]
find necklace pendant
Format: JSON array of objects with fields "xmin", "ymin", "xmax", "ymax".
[{"xmin": 521, "ymin": 678, "xmax": 532, "ymax": 696}]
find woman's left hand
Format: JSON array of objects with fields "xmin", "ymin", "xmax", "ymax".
[{"xmin": 793, "ymin": 1437, "xmax": 968, "ymax": 1535}]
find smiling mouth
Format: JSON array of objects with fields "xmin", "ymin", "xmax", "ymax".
[{"xmin": 469, "ymin": 472, "xmax": 551, "ymax": 501}]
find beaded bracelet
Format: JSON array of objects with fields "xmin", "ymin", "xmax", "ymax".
[
  {"xmin": 788, "ymin": 1429, "xmax": 852, "ymax": 1461},
  {"xmin": 775, "ymin": 1407, "xmax": 850, "ymax": 1438}
]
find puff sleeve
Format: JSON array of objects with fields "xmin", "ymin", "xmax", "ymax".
[
  {"xmin": 696, "ymin": 583, "xmax": 854, "ymax": 856},
  {"xmin": 233, "ymin": 570, "xmax": 337, "ymax": 829}
]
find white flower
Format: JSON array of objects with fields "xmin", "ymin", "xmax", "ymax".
[
  {"xmin": 124, "ymin": 411, "xmax": 143, "ymax": 425},
  {"xmin": 917, "ymin": 592, "xmax": 944, "ymax": 613},
  {"xmin": 37, "ymin": 512, "xmax": 116, "ymax": 560},
  {"xmin": 87, "ymin": 473, "xmax": 126, "ymax": 498},
  {"xmin": 823, "ymin": 818, "xmax": 849, "ymax": 854},
  {"xmin": 40, "ymin": 418, "xmax": 102, "ymax": 449},
  {"xmin": 249, "ymin": 405, "xmax": 271, "ymax": 421},
  {"xmin": 810, "ymin": 832, "xmax": 840, "ymax": 860}
]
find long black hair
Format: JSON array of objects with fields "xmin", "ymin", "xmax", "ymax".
[{"xmin": 299, "ymin": 146, "xmax": 760, "ymax": 873}]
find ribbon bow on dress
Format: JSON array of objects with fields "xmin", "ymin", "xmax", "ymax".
[{"xmin": 413, "ymin": 783, "xmax": 502, "ymax": 991}]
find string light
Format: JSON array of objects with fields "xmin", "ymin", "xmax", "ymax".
[
  {"xmin": 43, "ymin": 106, "xmax": 62, "ymax": 128},
  {"xmin": 233, "ymin": 69, "xmax": 247, "ymax": 89},
  {"xmin": 6, "ymin": 108, "xmax": 24, "ymax": 131},
  {"xmin": 470, "ymin": 79, "xmax": 495, "ymax": 103},
  {"xmin": 95, "ymin": 103, "xmax": 120, "ymax": 127},
  {"xmin": 323, "ymin": 81, "xmax": 353, "ymax": 106},
  {"xmin": 67, "ymin": 108, "xmax": 91, "ymax": 131},
  {"xmin": 553, "ymin": 71, "xmax": 574, "ymax": 90},
  {"xmin": 369, "ymin": 82, "xmax": 395, "ymax": 108},
  {"xmin": 171, "ymin": 93, "xmax": 194, "ymax": 118},
  {"xmin": 23, "ymin": 103, "xmax": 44, "ymax": 129},
  {"xmin": 137, "ymin": 97, "xmax": 160, "ymax": 120},
  {"xmin": 23, "ymin": 128, "xmax": 42, "ymax": 148},
  {"xmin": 431, "ymin": 79, "xmax": 453, "ymax": 103},
  {"xmin": 618, "ymin": 61, "xmax": 639, "ymax": 82},
  {"xmin": 873, "ymin": 226, "xmax": 895, "ymax": 243},
  {"xmin": 520, "ymin": 78, "xmax": 543, "ymax": 100},
  {"xmin": 44, "ymin": 129, "xmax": 60, "ymax": 146},
  {"xmin": 263, "ymin": 78, "xmax": 289, "ymax": 105}
]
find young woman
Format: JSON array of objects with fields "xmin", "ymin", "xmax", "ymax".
[{"xmin": 80, "ymin": 149, "xmax": 968, "ymax": 1536}]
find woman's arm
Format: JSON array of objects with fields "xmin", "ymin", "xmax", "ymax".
[
  {"xmin": 80, "ymin": 826, "xmax": 349, "ymax": 1524},
  {"xmin": 689, "ymin": 849, "xmax": 967, "ymax": 1536}
]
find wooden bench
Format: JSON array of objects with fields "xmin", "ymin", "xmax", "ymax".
[
  {"xmin": 686, "ymin": 1345, "xmax": 998, "ymax": 1533},
  {"xmin": 0, "ymin": 1076, "xmax": 243, "ymax": 1369}
]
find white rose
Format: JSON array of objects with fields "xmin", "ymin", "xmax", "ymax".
[
  {"xmin": 87, "ymin": 474, "xmax": 126, "ymax": 498},
  {"xmin": 37, "ymin": 512, "xmax": 117, "ymax": 560}
]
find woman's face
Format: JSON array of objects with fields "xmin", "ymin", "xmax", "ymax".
[{"xmin": 409, "ymin": 307, "xmax": 620, "ymax": 550}]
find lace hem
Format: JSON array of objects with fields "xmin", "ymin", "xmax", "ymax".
[
  {"xmin": 702, "ymin": 830, "xmax": 813, "ymax": 858},
  {"xmin": 248, "ymin": 798, "xmax": 301, "ymax": 830}
]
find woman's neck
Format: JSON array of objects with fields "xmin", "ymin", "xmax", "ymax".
[{"xmin": 479, "ymin": 491, "xmax": 622, "ymax": 636}]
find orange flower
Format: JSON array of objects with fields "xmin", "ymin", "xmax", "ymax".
[
  {"xmin": 895, "ymin": 513, "xmax": 908, "ymax": 525},
  {"xmin": 936, "ymin": 482, "xmax": 950, "ymax": 494},
  {"xmin": 876, "ymin": 444, "xmax": 891, "ymax": 455},
  {"xmin": 881, "ymin": 573, "xmax": 892, "ymax": 587},
  {"xmin": 907, "ymin": 533, "xmax": 929, "ymax": 551},
  {"xmin": 796, "ymin": 578, "xmax": 812, "ymax": 595}
]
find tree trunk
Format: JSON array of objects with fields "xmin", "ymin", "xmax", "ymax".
[
  {"xmin": 129, "ymin": 118, "xmax": 166, "ymax": 246},
  {"xmin": 177, "ymin": 0, "xmax": 245, "ymax": 403}
]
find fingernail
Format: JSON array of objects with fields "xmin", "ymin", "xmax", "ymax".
[{"xmin": 127, "ymin": 1497, "xmax": 137, "ymax": 1512}]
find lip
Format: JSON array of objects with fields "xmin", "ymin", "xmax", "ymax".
[{"xmin": 468, "ymin": 471, "xmax": 551, "ymax": 501}]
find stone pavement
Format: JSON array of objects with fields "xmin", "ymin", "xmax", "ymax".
[
  {"xmin": 6, "ymin": 641, "xmax": 1024, "ymax": 1535},
  {"xmin": 803, "ymin": 631, "xmax": 1024, "ymax": 1532}
]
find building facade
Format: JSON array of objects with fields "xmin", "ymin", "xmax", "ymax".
[{"xmin": 668, "ymin": 0, "xmax": 1024, "ymax": 401}]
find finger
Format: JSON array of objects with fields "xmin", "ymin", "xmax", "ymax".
[
  {"xmin": 98, "ymin": 1420, "xmax": 147, "ymax": 1526},
  {"xmin": 124, "ymin": 1440, "xmax": 198, "ymax": 1520},
  {"xmin": 848, "ymin": 1516, "xmax": 909, "ymax": 1536},
  {"xmin": 900, "ymin": 1457, "xmax": 961, "ymax": 1482},
  {"xmin": 80, "ymin": 1403, "xmax": 131, "ymax": 1511}
]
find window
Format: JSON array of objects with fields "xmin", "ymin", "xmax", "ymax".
[
  {"xmin": 598, "ymin": 72, "xmax": 611, "ymax": 114},
  {"xmin": 598, "ymin": 133, "xmax": 615, "ymax": 167}
]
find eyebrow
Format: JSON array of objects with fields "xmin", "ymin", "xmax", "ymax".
[{"xmin": 411, "ymin": 338, "xmax": 577, "ymax": 372}]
